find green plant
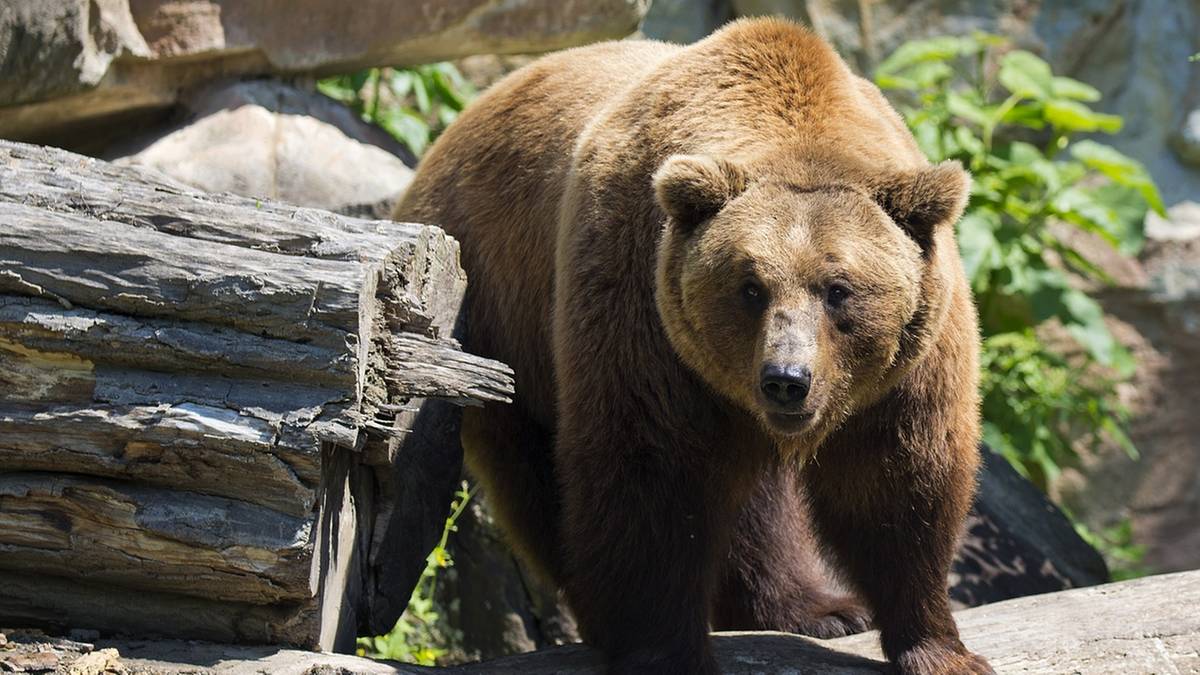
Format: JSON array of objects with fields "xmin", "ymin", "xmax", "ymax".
[
  {"xmin": 876, "ymin": 36, "xmax": 1163, "ymax": 576},
  {"xmin": 358, "ymin": 481, "xmax": 476, "ymax": 665},
  {"xmin": 1075, "ymin": 517, "xmax": 1149, "ymax": 581},
  {"xmin": 875, "ymin": 35, "xmax": 1163, "ymax": 490},
  {"xmin": 318, "ymin": 63, "xmax": 476, "ymax": 157}
]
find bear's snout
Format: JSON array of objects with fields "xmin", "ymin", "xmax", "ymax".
[{"xmin": 760, "ymin": 363, "xmax": 812, "ymax": 409}]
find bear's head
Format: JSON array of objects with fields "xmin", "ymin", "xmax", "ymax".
[{"xmin": 653, "ymin": 153, "xmax": 969, "ymax": 448}]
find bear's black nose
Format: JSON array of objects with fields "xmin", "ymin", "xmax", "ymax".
[{"xmin": 760, "ymin": 364, "xmax": 812, "ymax": 408}]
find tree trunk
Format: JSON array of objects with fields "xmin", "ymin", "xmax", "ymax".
[{"xmin": 0, "ymin": 140, "xmax": 512, "ymax": 651}]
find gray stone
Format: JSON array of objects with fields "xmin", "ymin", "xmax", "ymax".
[
  {"xmin": 641, "ymin": 0, "xmax": 732, "ymax": 44},
  {"xmin": 1171, "ymin": 109, "xmax": 1200, "ymax": 168},
  {"xmin": 951, "ymin": 448, "xmax": 1109, "ymax": 609},
  {"xmin": 108, "ymin": 80, "xmax": 414, "ymax": 218},
  {"xmin": 1146, "ymin": 201, "xmax": 1200, "ymax": 243},
  {"xmin": 0, "ymin": 0, "xmax": 650, "ymax": 145}
]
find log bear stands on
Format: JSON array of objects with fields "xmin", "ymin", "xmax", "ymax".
[{"xmin": 394, "ymin": 18, "xmax": 990, "ymax": 675}]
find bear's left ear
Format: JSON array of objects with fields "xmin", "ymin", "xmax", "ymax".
[
  {"xmin": 870, "ymin": 161, "xmax": 971, "ymax": 252},
  {"xmin": 653, "ymin": 154, "xmax": 748, "ymax": 233}
]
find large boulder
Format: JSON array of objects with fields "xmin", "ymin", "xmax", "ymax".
[
  {"xmin": 107, "ymin": 80, "xmax": 414, "ymax": 218},
  {"xmin": 951, "ymin": 448, "xmax": 1108, "ymax": 608},
  {"xmin": 0, "ymin": 0, "xmax": 650, "ymax": 147}
]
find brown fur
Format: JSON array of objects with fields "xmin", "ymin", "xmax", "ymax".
[{"xmin": 395, "ymin": 18, "xmax": 988, "ymax": 675}]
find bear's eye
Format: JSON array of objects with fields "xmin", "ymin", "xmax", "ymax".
[
  {"xmin": 740, "ymin": 281, "xmax": 768, "ymax": 311},
  {"xmin": 825, "ymin": 282, "xmax": 852, "ymax": 310}
]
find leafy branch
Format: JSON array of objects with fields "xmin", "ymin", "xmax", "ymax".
[{"xmin": 877, "ymin": 36, "xmax": 1163, "ymax": 576}]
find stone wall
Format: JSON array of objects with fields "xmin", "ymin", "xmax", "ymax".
[{"xmin": 0, "ymin": 0, "xmax": 650, "ymax": 147}]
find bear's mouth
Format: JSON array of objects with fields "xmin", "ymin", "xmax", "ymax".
[{"xmin": 764, "ymin": 410, "xmax": 816, "ymax": 435}]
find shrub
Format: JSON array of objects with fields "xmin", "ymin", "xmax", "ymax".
[
  {"xmin": 876, "ymin": 34, "xmax": 1164, "ymax": 574},
  {"xmin": 357, "ymin": 481, "xmax": 475, "ymax": 665},
  {"xmin": 318, "ymin": 63, "xmax": 476, "ymax": 157},
  {"xmin": 875, "ymin": 34, "xmax": 1163, "ymax": 489}
]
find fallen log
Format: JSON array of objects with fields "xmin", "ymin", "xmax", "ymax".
[
  {"xmin": 0, "ymin": 140, "xmax": 513, "ymax": 650},
  {"xmin": 3, "ymin": 570, "xmax": 1193, "ymax": 674}
]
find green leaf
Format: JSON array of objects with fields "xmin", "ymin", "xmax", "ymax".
[
  {"xmin": 379, "ymin": 108, "xmax": 431, "ymax": 156},
  {"xmin": 1051, "ymin": 76, "xmax": 1102, "ymax": 102},
  {"xmin": 430, "ymin": 70, "xmax": 469, "ymax": 111},
  {"xmin": 946, "ymin": 90, "xmax": 990, "ymax": 126},
  {"xmin": 1070, "ymin": 140, "xmax": 1166, "ymax": 215},
  {"xmin": 910, "ymin": 119, "xmax": 944, "ymax": 160},
  {"xmin": 1053, "ymin": 184, "xmax": 1147, "ymax": 255},
  {"xmin": 411, "ymin": 74, "xmax": 431, "ymax": 115},
  {"xmin": 957, "ymin": 210, "xmax": 1001, "ymax": 284},
  {"xmin": 875, "ymin": 36, "xmax": 976, "ymax": 78},
  {"xmin": 348, "ymin": 70, "xmax": 371, "ymax": 92},
  {"xmin": 909, "ymin": 61, "xmax": 956, "ymax": 88},
  {"xmin": 1057, "ymin": 288, "xmax": 1134, "ymax": 374},
  {"xmin": 316, "ymin": 76, "xmax": 358, "ymax": 105},
  {"xmin": 1007, "ymin": 140, "xmax": 1043, "ymax": 166},
  {"xmin": 389, "ymin": 70, "xmax": 415, "ymax": 98},
  {"xmin": 953, "ymin": 125, "xmax": 985, "ymax": 157},
  {"xmin": 1044, "ymin": 100, "xmax": 1123, "ymax": 133},
  {"xmin": 1001, "ymin": 102, "xmax": 1047, "ymax": 130},
  {"xmin": 998, "ymin": 50, "xmax": 1054, "ymax": 99}
]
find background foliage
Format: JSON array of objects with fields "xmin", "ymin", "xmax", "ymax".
[
  {"xmin": 875, "ymin": 33, "xmax": 1162, "ymax": 573},
  {"xmin": 356, "ymin": 481, "xmax": 475, "ymax": 664},
  {"xmin": 318, "ymin": 63, "xmax": 475, "ymax": 157}
]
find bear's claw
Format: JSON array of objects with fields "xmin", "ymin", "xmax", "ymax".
[{"xmin": 791, "ymin": 595, "xmax": 874, "ymax": 639}]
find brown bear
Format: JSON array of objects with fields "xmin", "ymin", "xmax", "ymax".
[{"xmin": 394, "ymin": 17, "xmax": 989, "ymax": 675}]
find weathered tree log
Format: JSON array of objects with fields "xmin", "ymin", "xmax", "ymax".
[
  {"xmin": 2, "ymin": 570, "xmax": 1189, "ymax": 674},
  {"xmin": 0, "ymin": 140, "xmax": 513, "ymax": 650}
]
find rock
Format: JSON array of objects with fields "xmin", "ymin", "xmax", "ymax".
[
  {"xmin": 0, "ymin": 629, "xmax": 111, "ymax": 675},
  {"xmin": 430, "ymin": 494, "xmax": 579, "ymax": 662},
  {"xmin": 640, "ymin": 0, "xmax": 732, "ymax": 44},
  {"xmin": 108, "ymin": 80, "xmax": 415, "ymax": 218},
  {"xmin": 0, "ymin": 0, "xmax": 650, "ymax": 146},
  {"xmin": 1145, "ymin": 201, "xmax": 1200, "ymax": 243},
  {"xmin": 1171, "ymin": 109, "xmax": 1200, "ymax": 168},
  {"xmin": 951, "ymin": 448, "xmax": 1108, "ymax": 608},
  {"xmin": 0, "ymin": 0, "xmax": 151, "ymax": 106},
  {"xmin": 66, "ymin": 648, "xmax": 125, "ymax": 675}
]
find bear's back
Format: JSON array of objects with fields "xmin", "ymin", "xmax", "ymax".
[{"xmin": 394, "ymin": 39, "xmax": 678, "ymax": 422}]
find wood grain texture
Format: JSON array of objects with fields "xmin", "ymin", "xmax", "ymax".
[
  {"xmin": 5, "ymin": 571, "xmax": 1182, "ymax": 674},
  {"xmin": 0, "ymin": 139, "xmax": 513, "ymax": 650}
]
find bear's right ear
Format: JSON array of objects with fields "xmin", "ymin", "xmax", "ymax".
[
  {"xmin": 653, "ymin": 155, "xmax": 748, "ymax": 233},
  {"xmin": 869, "ymin": 161, "xmax": 971, "ymax": 253}
]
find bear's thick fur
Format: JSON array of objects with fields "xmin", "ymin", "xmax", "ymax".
[{"xmin": 395, "ymin": 18, "xmax": 988, "ymax": 675}]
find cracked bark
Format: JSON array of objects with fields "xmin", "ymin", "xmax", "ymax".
[{"xmin": 0, "ymin": 140, "xmax": 513, "ymax": 650}]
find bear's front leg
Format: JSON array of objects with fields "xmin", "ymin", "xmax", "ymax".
[
  {"xmin": 557, "ymin": 430, "xmax": 742, "ymax": 675},
  {"xmin": 804, "ymin": 414, "xmax": 992, "ymax": 675}
]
